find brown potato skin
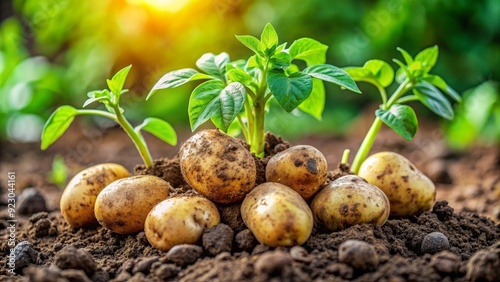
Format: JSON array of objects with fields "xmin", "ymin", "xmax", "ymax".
[
  {"xmin": 266, "ymin": 145, "xmax": 328, "ymax": 200},
  {"xmin": 94, "ymin": 175, "xmax": 171, "ymax": 234},
  {"xmin": 358, "ymin": 151, "xmax": 436, "ymax": 217},
  {"xmin": 145, "ymin": 196, "xmax": 220, "ymax": 251},
  {"xmin": 60, "ymin": 163, "xmax": 130, "ymax": 228},
  {"xmin": 241, "ymin": 182, "xmax": 313, "ymax": 247},
  {"xmin": 179, "ymin": 129, "xmax": 257, "ymax": 204},
  {"xmin": 311, "ymin": 175, "xmax": 390, "ymax": 231}
]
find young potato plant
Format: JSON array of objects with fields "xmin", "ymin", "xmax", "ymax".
[
  {"xmin": 346, "ymin": 46, "xmax": 461, "ymax": 174},
  {"xmin": 41, "ymin": 65, "xmax": 177, "ymax": 168},
  {"xmin": 148, "ymin": 23, "xmax": 360, "ymax": 157}
]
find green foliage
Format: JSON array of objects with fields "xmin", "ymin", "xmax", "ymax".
[
  {"xmin": 49, "ymin": 154, "xmax": 69, "ymax": 188},
  {"xmin": 41, "ymin": 66, "xmax": 177, "ymax": 168},
  {"xmin": 148, "ymin": 23, "xmax": 360, "ymax": 157},
  {"xmin": 445, "ymin": 81, "xmax": 500, "ymax": 148},
  {"xmin": 347, "ymin": 46, "xmax": 459, "ymax": 173}
]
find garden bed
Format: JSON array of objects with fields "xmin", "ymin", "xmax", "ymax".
[{"xmin": 1, "ymin": 122, "xmax": 499, "ymax": 282}]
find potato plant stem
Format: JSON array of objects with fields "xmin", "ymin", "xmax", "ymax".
[
  {"xmin": 248, "ymin": 62, "xmax": 269, "ymax": 158},
  {"xmin": 351, "ymin": 79, "xmax": 411, "ymax": 174},
  {"xmin": 112, "ymin": 105, "xmax": 154, "ymax": 168}
]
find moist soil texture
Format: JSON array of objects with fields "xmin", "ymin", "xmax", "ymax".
[{"xmin": 0, "ymin": 122, "xmax": 499, "ymax": 282}]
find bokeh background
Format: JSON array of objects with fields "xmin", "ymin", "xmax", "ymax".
[{"xmin": 1, "ymin": 0, "xmax": 499, "ymax": 148}]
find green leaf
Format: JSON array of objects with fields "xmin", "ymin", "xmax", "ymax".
[
  {"xmin": 396, "ymin": 47, "xmax": 414, "ymax": 65},
  {"xmin": 393, "ymin": 58, "xmax": 411, "ymax": 82},
  {"xmin": 135, "ymin": 117, "xmax": 177, "ymax": 146},
  {"xmin": 423, "ymin": 75, "xmax": 461, "ymax": 102},
  {"xmin": 189, "ymin": 80, "xmax": 246, "ymax": 131},
  {"xmin": 41, "ymin": 106, "xmax": 79, "ymax": 150},
  {"xmin": 415, "ymin": 45, "xmax": 438, "ymax": 73},
  {"xmin": 344, "ymin": 59, "xmax": 393, "ymax": 88},
  {"xmin": 196, "ymin": 53, "xmax": 230, "ymax": 80},
  {"xmin": 227, "ymin": 68, "xmax": 256, "ymax": 90},
  {"xmin": 304, "ymin": 64, "xmax": 360, "ymax": 93},
  {"xmin": 107, "ymin": 65, "xmax": 132, "ymax": 95},
  {"xmin": 298, "ymin": 78, "xmax": 325, "ymax": 120},
  {"xmin": 147, "ymin": 68, "xmax": 214, "ymax": 99},
  {"xmin": 363, "ymin": 60, "xmax": 394, "ymax": 87},
  {"xmin": 84, "ymin": 90, "xmax": 112, "ymax": 107},
  {"xmin": 376, "ymin": 104, "xmax": 418, "ymax": 141},
  {"xmin": 413, "ymin": 81, "xmax": 454, "ymax": 120},
  {"xmin": 261, "ymin": 23, "xmax": 279, "ymax": 50},
  {"xmin": 267, "ymin": 69, "xmax": 313, "ymax": 112},
  {"xmin": 289, "ymin": 38, "xmax": 328, "ymax": 65},
  {"xmin": 236, "ymin": 35, "xmax": 265, "ymax": 57},
  {"xmin": 270, "ymin": 51, "xmax": 292, "ymax": 69}
]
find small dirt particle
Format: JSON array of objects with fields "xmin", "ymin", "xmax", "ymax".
[
  {"xmin": 421, "ymin": 232, "xmax": 450, "ymax": 254},
  {"xmin": 254, "ymin": 250, "xmax": 292, "ymax": 274},
  {"xmin": 429, "ymin": 251, "xmax": 461, "ymax": 274},
  {"xmin": 132, "ymin": 256, "xmax": 159, "ymax": 274},
  {"xmin": 326, "ymin": 263, "xmax": 353, "ymax": 279},
  {"xmin": 338, "ymin": 240, "xmax": 379, "ymax": 270},
  {"xmin": 18, "ymin": 187, "xmax": 47, "ymax": 215},
  {"xmin": 32, "ymin": 218, "xmax": 51, "ymax": 238},
  {"xmin": 91, "ymin": 269, "xmax": 110, "ymax": 282},
  {"xmin": 12, "ymin": 241, "xmax": 38, "ymax": 272},
  {"xmin": 202, "ymin": 224, "xmax": 234, "ymax": 256},
  {"xmin": 53, "ymin": 246, "xmax": 97, "ymax": 276},
  {"xmin": 466, "ymin": 243, "xmax": 500, "ymax": 282},
  {"xmin": 61, "ymin": 269, "xmax": 92, "ymax": 282},
  {"xmin": 251, "ymin": 244, "xmax": 271, "ymax": 255},
  {"xmin": 432, "ymin": 200, "xmax": 454, "ymax": 221},
  {"xmin": 154, "ymin": 264, "xmax": 180, "ymax": 280},
  {"xmin": 166, "ymin": 244, "xmax": 203, "ymax": 267},
  {"xmin": 235, "ymin": 229, "xmax": 257, "ymax": 252},
  {"xmin": 24, "ymin": 266, "xmax": 66, "ymax": 282},
  {"xmin": 290, "ymin": 246, "xmax": 310, "ymax": 263}
]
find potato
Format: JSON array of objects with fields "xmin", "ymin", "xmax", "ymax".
[
  {"xmin": 179, "ymin": 129, "xmax": 257, "ymax": 204},
  {"xmin": 358, "ymin": 151, "xmax": 436, "ymax": 217},
  {"xmin": 94, "ymin": 175, "xmax": 171, "ymax": 234},
  {"xmin": 145, "ymin": 195, "xmax": 220, "ymax": 251},
  {"xmin": 241, "ymin": 182, "xmax": 313, "ymax": 247},
  {"xmin": 311, "ymin": 175, "xmax": 389, "ymax": 231},
  {"xmin": 266, "ymin": 145, "xmax": 328, "ymax": 200},
  {"xmin": 60, "ymin": 163, "xmax": 130, "ymax": 228}
]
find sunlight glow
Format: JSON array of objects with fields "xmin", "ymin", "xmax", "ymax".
[{"xmin": 137, "ymin": 0, "xmax": 192, "ymax": 13}]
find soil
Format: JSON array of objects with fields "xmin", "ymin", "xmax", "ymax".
[{"xmin": 0, "ymin": 120, "xmax": 499, "ymax": 282}]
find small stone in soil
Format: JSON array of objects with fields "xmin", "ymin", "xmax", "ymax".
[
  {"xmin": 338, "ymin": 240, "xmax": 379, "ymax": 270},
  {"xmin": 202, "ymin": 223, "xmax": 234, "ymax": 256},
  {"xmin": 235, "ymin": 229, "xmax": 257, "ymax": 252},
  {"xmin": 290, "ymin": 246, "xmax": 310, "ymax": 263},
  {"xmin": 91, "ymin": 269, "xmax": 110, "ymax": 282},
  {"xmin": 252, "ymin": 244, "xmax": 271, "ymax": 256},
  {"xmin": 429, "ymin": 251, "xmax": 461, "ymax": 273},
  {"xmin": 132, "ymin": 256, "xmax": 159, "ymax": 274},
  {"xmin": 165, "ymin": 244, "xmax": 203, "ymax": 267},
  {"xmin": 254, "ymin": 250, "xmax": 292, "ymax": 275},
  {"xmin": 12, "ymin": 241, "xmax": 38, "ymax": 272},
  {"xmin": 466, "ymin": 243, "xmax": 500, "ymax": 282},
  {"xmin": 421, "ymin": 232, "xmax": 450, "ymax": 254},
  {"xmin": 18, "ymin": 187, "xmax": 47, "ymax": 215},
  {"xmin": 53, "ymin": 246, "xmax": 97, "ymax": 277}
]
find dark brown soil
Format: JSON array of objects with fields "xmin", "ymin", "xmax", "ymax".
[{"xmin": 1, "ymin": 123, "xmax": 499, "ymax": 281}]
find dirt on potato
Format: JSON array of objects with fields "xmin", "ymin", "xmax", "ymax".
[{"xmin": 1, "ymin": 126, "xmax": 499, "ymax": 281}]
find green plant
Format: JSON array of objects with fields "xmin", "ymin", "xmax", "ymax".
[
  {"xmin": 48, "ymin": 154, "xmax": 69, "ymax": 188},
  {"xmin": 346, "ymin": 46, "xmax": 461, "ymax": 174},
  {"xmin": 147, "ymin": 23, "xmax": 360, "ymax": 157},
  {"xmin": 40, "ymin": 65, "xmax": 177, "ymax": 168},
  {"xmin": 445, "ymin": 81, "xmax": 500, "ymax": 148}
]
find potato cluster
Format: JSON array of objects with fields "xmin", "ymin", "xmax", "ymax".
[{"xmin": 59, "ymin": 130, "xmax": 436, "ymax": 252}]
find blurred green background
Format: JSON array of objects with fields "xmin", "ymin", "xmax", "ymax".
[{"xmin": 1, "ymin": 0, "xmax": 499, "ymax": 147}]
